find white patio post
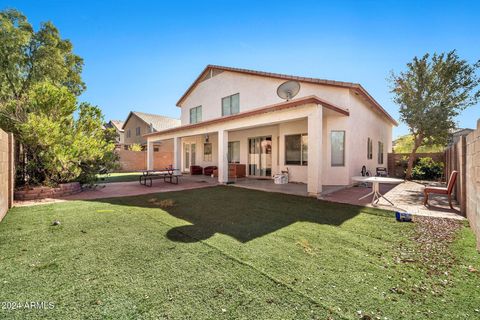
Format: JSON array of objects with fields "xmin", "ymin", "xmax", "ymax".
[
  {"xmin": 307, "ymin": 104, "xmax": 323, "ymax": 197},
  {"xmin": 217, "ymin": 129, "xmax": 229, "ymax": 183},
  {"xmin": 147, "ymin": 139, "xmax": 154, "ymax": 170},
  {"xmin": 173, "ymin": 136, "xmax": 182, "ymax": 171}
]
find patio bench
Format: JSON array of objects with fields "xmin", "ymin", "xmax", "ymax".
[{"xmin": 140, "ymin": 169, "xmax": 182, "ymax": 187}]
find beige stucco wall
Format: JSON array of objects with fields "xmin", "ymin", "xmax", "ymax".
[
  {"xmin": 178, "ymin": 70, "xmax": 392, "ymax": 185},
  {"xmin": 165, "ymin": 106, "xmax": 316, "ymax": 182},
  {"xmin": 180, "ymin": 71, "xmax": 350, "ymax": 125},
  {"xmin": 152, "ymin": 69, "xmax": 394, "ymax": 188},
  {"xmin": 346, "ymin": 93, "xmax": 393, "ymax": 181},
  {"xmin": 181, "ymin": 133, "xmax": 219, "ymax": 170},
  {"xmin": 0, "ymin": 129, "xmax": 13, "ymax": 221}
]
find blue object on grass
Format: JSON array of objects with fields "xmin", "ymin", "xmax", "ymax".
[{"xmin": 395, "ymin": 212, "xmax": 412, "ymax": 222}]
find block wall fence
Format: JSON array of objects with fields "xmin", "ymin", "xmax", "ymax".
[
  {"xmin": 0, "ymin": 129, "xmax": 14, "ymax": 221},
  {"xmin": 444, "ymin": 119, "xmax": 480, "ymax": 250}
]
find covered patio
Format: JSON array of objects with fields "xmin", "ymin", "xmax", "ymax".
[{"xmin": 145, "ymin": 96, "xmax": 350, "ymax": 198}]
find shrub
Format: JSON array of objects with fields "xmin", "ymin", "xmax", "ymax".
[
  {"xmin": 5, "ymin": 83, "xmax": 117, "ymax": 187},
  {"xmin": 129, "ymin": 143, "xmax": 143, "ymax": 151},
  {"xmin": 411, "ymin": 157, "xmax": 444, "ymax": 180}
]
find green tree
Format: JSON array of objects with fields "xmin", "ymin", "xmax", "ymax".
[
  {"xmin": 389, "ymin": 51, "xmax": 480, "ymax": 179},
  {"xmin": 0, "ymin": 9, "xmax": 116, "ymax": 186},
  {"xmin": 0, "ymin": 8, "xmax": 85, "ymax": 136},
  {"xmin": 17, "ymin": 83, "xmax": 116, "ymax": 186},
  {"xmin": 393, "ymin": 134, "xmax": 445, "ymax": 153}
]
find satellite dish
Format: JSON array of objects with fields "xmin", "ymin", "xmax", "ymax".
[{"xmin": 277, "ymin": 80, "xmax": 300, "ymax": 101}]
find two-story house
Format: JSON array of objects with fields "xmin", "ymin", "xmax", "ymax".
[
  {"xmin": 144, "ymin": 65, "xmax": 397, "ymax": 197},
  {"xmin": 105, "ymin": 120, "xmax": 125, "ymax": 148},
  {"xmin": 122, "ymin": 111, "xmax": 180, "ymax": 150}
]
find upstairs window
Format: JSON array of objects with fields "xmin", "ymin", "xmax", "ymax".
[
  {"xmin": 126, "ymin": 129, "xmax": 131, "ymax": 138},
  {"xmin": 190, "ymin": 106, "xmax": 202, "ymax": 124},
  {"xmin": 222, "ymin": 93, "xmax": 240, "ymax": 116},
  {"xmin": 136, "ymin": 127, "xmax": 141, "ymax": 136},
  {"xmin": 378, "ymin": 141, "xmax": 384, "ymax": 164},
  {"xmin": 367, "ymin": 137, "xmax": 373, "ymax": 159}
]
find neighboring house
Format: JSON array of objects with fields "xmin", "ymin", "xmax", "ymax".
[
  {"xmin": 105, "ymin": 120, "xmax": 125, "ymax": 147},
  {"xmin": 144, "ymin": 65, "xmax": 397, "ymax": 196},
  {"xmin": 449, "ymin": 128, "xmax": 474, "ymax": 146},
  {"xmin": 122, "ymin": 111, "xmax": 180, "ymax": 150}
]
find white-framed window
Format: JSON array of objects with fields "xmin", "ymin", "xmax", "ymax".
[
  {"xmin": 222, "ymin": 93, "xmax": 240, "ymax": 116},
  {"xmin": 378, "ymin": 141, "xmax": 384, "ymax": 164},
  {"xmin": 285, "ymin": 134, "xmax": 308, "ymax": 165},
  {"xmin": 203, "ymin": 143, "xmax": 212, "ymax": 162},
  {"xmin": 190, "ymin": 106, "xmax": 202, "ymax": 124},
  {"xmin": 367, "ymin": 137, "xmax": 373, "ymax": 159},
  {"xmin": 136, "ymin": 127, "xmax": 141, "ymax": 136},
  {"xmin": 331, "ymin": 130, "xmax": 345, "ymax": 167},
  {"xmin": 228, "ymin": 141, "xmax": 240, "ymax": 163}
]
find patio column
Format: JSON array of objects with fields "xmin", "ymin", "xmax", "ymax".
[
  {"xmin": 173, "ymin": 136, "xmax": 182, "ymax": 171},
  {"xmin": 147, "ymin": 140, "xmax": 154, "ymax": 170},
  {"xmin": 307, "ymin": 104, "xmax": 323, "ymax": 197},
  {"xmin": 217, "ymin": 129, "xmax": 229, "ymax": 183}
]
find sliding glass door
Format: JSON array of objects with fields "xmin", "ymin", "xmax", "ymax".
[{"xmin": 248, "ymin": 136, "xmax": 272, "ymax": 177}]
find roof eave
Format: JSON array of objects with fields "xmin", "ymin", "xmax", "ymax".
[
  {"xmin": 146, "ymin": 95, "xmax": 349, "ymax": 139},
  {"xmin": 353, "ymin": 86, "xmax": 398, "ymax": 126}
]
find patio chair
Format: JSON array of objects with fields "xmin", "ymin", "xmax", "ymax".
[
  {"xmin": 190, "ymin": 165, "xmax": 203, "ymax": 175},
  {"xmin": 203, "ymin": 166, "xmax": 217, "ymax": 176},
  {"xmin": 423, "ymin": 171, "xmax": 458, "ymax": 209},
  {"xmin": 376, "ymin": 167, "xmax": 388, "ymax": 177},
  {"xmin": 358, "ymin": 165, "xmax": 371, "ymax": 187},
  {"xmin": 361, "ymin": 165, "xmax": 371, "ymax": 177}
]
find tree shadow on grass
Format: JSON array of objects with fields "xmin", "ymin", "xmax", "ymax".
[{"xmin": 91, "ymin": 186, "xmax": 391, "ymax": 243}]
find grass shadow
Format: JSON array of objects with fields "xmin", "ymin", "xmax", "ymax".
[{"xmin": 91, "ymin": 186, "xmax": 393, "ymax": 243}]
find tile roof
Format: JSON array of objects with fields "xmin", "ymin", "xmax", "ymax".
[
  {"xmin": 176, "ymin": 64, "xmax": 397, "ymax": 126},
  {"xmin": 123, "ymin": 111, "xmax": 180, "ymax": 131},
  {"xmin": 107, "ymin": 120, "xmax": 125, "ymax": 132}
]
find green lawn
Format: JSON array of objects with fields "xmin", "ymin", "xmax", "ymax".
[
  {"xmin": 96, "ymin": 172, "xmax": 143, "ymax": 183},
  {"xmin": 0, "ymin": 187, "xmax": 478, "ymax": 319}
]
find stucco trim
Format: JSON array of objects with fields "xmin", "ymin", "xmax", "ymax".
[
  {"xmin": 144, "ymin": 95, "xmax": 348, "ymax": 138},
  {"xmin": 176, "ymin": 65, "xmax": 398, "ymax": 126}
]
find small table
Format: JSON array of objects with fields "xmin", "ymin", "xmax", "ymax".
[{"xmin": 352, "ymin": 176, "xmax": 404, "ymax": 206}]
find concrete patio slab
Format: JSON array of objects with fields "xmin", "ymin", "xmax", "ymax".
[
  {"xmin": 230, "ymin": 178, "xmax": 308, "ymax": 196},
  {"xmin": 322, "ymin": 180, "xmax": 465, "ymax": 220},
  {"xmin": 14, "ymin": 175, "xmax": 218, "ymax": 207}
]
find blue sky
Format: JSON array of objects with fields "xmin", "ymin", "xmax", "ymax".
[{"xmin": 2, "ymin": 0, "xmax": 479, "ymax": 138}]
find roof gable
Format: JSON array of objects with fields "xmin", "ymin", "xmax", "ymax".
[
  {"xmin": 107, "ymin": 120, "xmax": 124, "ymax": 132},
  {"xmin": 122, "ymin": 111, "xmax": 180, "ymax": 131},
  {"xmin": 176, "ymin": 65, "xmax": 397, "ymax": 126}
]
